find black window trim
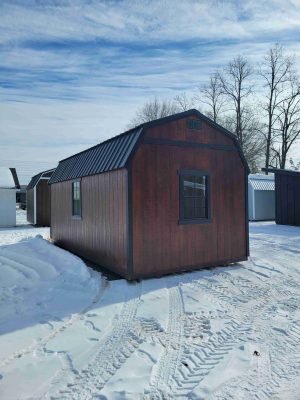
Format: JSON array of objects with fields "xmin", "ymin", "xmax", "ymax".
[
  {"xmin": 72, "ymin": 179, "xmax": 82, "ymax": 219},
  {"xmin": 178, "ymin": 169, "xmax": 211, "ymax": 225}
]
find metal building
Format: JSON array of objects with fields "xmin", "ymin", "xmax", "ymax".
[
  {"xmin": 27, "ymin": 169, "xmax": 55, "ymax": 226},
  {"xmin": 0, "ymin": 167, "xmax": 20, "ymax": 227},
  {"xmin": 248, "ymin": 174, "xmax": 275, "ymax": 221}
]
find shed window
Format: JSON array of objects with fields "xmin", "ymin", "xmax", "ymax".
[
  {"xmin": 179, "ymin": 170, "xmax": 211, "ymax": 224},
  {"xmin": 72, "ymin": 181, "xmax": 81, "ymax": 217}
]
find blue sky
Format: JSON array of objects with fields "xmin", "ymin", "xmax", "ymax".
[{"xmin": 1, "ymin": 0, "xmax": 300, "ymax": 183}]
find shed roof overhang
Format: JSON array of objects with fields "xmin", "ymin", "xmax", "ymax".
[
  {"xmin": 262, "ymin": 168, "xmax": 300, "ymax": 177},
  {"xmin": 49, "ymin": 109, "xmax": 250, "ymax": 185}
]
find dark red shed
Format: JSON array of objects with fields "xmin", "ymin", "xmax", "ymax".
[
  {"xmin": 263, "ymin": 168, "xmax": 300, "ymax": 226},
  {"xmin": 49, "ymin": 110, "xmax": 249, "ymax": 279},
  {"xmin": 27, "ymin": 168, "xmax": 55, "ymax": 226}
]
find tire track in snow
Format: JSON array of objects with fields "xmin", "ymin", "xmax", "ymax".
[
  {"xmin": 144, "ymin": 281, "xmax": 185, "ymax": 399},
  {"xmin": 202, "ymin": 263, "xmax": 300, "ymax": 399},
  {"xmin": 174, "ymin": 318, "xmax": 252, "ymax": 398},
  {"xmin": 209, "ymin": 323, "xmax": 300, "ymax": 400},
  {"xmin": 52, "ymin": 282, "xmax": 142, "ymax": 399}
]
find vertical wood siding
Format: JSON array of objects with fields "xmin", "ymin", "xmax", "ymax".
[
  {"xmin": 36, "ymin": 180, "xmax": 51, "ymax": 226},
  {"xmin": 51, "ymin": 169, "xmax": 128, "ymax": 275},
  {"xmin": 26, "ymin": 188, "xmax": 34, "ymax": 224},
  {"xmin": 275, "ymin": 173, "xmax": 300, "ymax": 226},
  {"xmin": 131, "ymin": 119, "xmax": 247, "ymax": 278},
  {"xmin": 146, "ymin": 116, "xmax": 234, "ymax": 146}
]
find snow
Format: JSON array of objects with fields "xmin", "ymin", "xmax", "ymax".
[
  {"xmin": 0, "ymin": 215, "xmax": 300, "ymax": 399},
  {"xmin": 0, "ymin": 167, "xmax": 15, "ymax": 188}
]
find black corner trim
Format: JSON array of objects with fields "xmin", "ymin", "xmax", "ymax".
[
  {"xmin": 143, "ymin": 138, "xmax": 238, "ymax": 152},
  {"xmin": 126, "ymin": 165, "xmax": 134, "ymax": 278}
]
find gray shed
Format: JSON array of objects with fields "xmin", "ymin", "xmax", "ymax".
[{"xmin": 248, "ymin": 174, "xmax": 275, "ymax": 221}]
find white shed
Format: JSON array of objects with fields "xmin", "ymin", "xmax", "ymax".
[
  {"xmin": 0, "ymin": 168, "xmax": 18, "ymax": 227},
  {"xmin": 248, "ymin": 174, "xmax": 275, "ymax": 221}
]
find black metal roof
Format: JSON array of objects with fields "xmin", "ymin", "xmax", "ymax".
[
  {"xmin": 9, "ymin": 168, "xmax": 20, "ymax": 189},
  {"xmin": 27, "ymin": 168, "xmax": 55, "ymax": 190},
  {"xmin": 262, "ymin": 168, "xmax": 300, "ymax": 177},
  {"xmin": 49, "ymin": 109, "xmax": 250, "ymax": 185},
  {"xmin": 49, "ymin": 127, "xmax": 143, "ymax": 184}
]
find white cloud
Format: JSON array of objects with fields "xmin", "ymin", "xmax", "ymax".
[
  {"xmin": 1, "ymin": 0, "xmax": 300, "ymax": 183},
  {"xmin": 1, "ymin": 0, "xmax": 300, "ymax": 45}
]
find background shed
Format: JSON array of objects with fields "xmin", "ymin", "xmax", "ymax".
[
  {"xmin": 248, "ymin": 174, "xmax": 275, "ymax": 221},
  {"xmin": 27, "ymin": 169, "xmax": 55, "ymax": 226},
  {"xmin": 0, "ymin": 167, "xmax": 19, "ymax": 227},
  {"xmin": 264, "ymin": 168, "xmax": 300, "ymax": 226}
]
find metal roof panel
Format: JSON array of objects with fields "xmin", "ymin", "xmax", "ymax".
[{"xmin": 49, "ymin": 128, "xmax": 142, "ymax": 184}]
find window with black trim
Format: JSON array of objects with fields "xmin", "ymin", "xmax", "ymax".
[
  {"xmin": 179, "ymin": 170, "xmax": 211, "ymax": 224},
  {"xmin": 72, "ymin": 181, "xmax": 81, "ymax": 217}
]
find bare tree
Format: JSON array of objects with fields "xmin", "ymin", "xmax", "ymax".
[
  {"xmin": 173, "ymin": 92, "xmax": 195, "ymax": 111},
  {"xmin": 222, "ymin": 107, "xmax": 265, "ymax": 171},
  {"xmin": 271, "ymin": 75, "xmax": 300, "ymax": 169},
  {"xmin": 129, "ymin": 97, "xmax": 179, "ymax": 127},
  {"xmin": 289, "ymin": 158, "xmax": 300, "ymax": 170},
  {"xmin": 259, "ymin": 44, "xmax": 293, "ymax": 173},
  {"xmin": 195, "ymin": 72, "xmax": 225, "ymax": 122},
  {"xmin": 218, "ymin": 55, "xmax": 253, "ymax": 148}
]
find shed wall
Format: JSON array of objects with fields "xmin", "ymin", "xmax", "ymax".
[
  {"xmin": 248, "ymin": 183, "xmax": 254, "ymax": 220},
  {"xmin": 254, "ymin": 191, "xmax": 275, "ymax": 221},
  {"xmin": 36, "ymin": 179, "xmax": 51, "ymax": 226},
  {"xmin": 131, "ymin": 137, "xmax": 247, "ymax": 278},
  {"xmin": 27, "ymin": 188, "xmax": 34, "ymax": 224},
  {"xmin": 50, "ymin": 169, "xmax": 128, "ymax": 275},
  {"xmin": 0, "ymin": 189, "xmax": 16, "ymax": 227},
  {"xmin": 275, "ymin": 173, "xmax": 300, "ymax": 226},
  {"xmin": 146, "ymin": 116, "xmax": 234, "ymax": 146}
]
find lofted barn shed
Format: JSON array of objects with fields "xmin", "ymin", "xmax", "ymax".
[
  {"xmin": 27, "ymin": 169, "xmax": 55, "ymax": 226},
  {"xmin": 49, "ymin": 110, "xmax": 249, "ymax": 280},
  {"xmin": 0, "ymin": 167, "xmax": 19, "ymax": 227},
  {"xmin": 264, "ymin": 168, "xmax": 300, "ymax": 226},
  {"xmin": 248, "ymin": 174, "xmax": 275, "ymax": 221}
]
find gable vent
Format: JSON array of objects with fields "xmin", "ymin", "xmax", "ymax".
[{"xmin": 187, "ymin": 119, "xmax": 202, "ymax": 130}]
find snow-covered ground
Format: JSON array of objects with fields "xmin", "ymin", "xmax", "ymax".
[{"xmin": 0, "ymin": 212, "xmax": 299, "ymax": 399}]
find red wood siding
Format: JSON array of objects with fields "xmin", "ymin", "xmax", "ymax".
[
  {"xmin": 50, "ymin": 169, "xmax": 128, "ymax": 275},
  {"xmin": 26, "ymin": 188, "xmax": 34, "ymax": 224},
  {"xmin": 145, "ymin": 116, "xmax": 234, "ymax": 146},
  {"xmin": 131, "ymin": 123, "xmax": 247, "ymax": 278},
  {"xmin": 36, "ymin": 180, "xmax": 51, "ymax": 226}
]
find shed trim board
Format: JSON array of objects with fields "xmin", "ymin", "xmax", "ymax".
[
  {"xmin": 252, "ymin": 184, "xmax": 255, "ymax": 220},
  {"xmin": 126, "ymin": 164, "xmax": 133, "ymax": 278},
  {"xmin": 27, "ymin": 168, "xmax": 55, "ymax": 226},
  {"xmin": 143, "ymin": 138, "xmax": 238, "ymax": 152},
  {"xmin": 50, "ymin": 109, "xmax": 249, "ymax": 279},
  {"xmin": 34, "ymin": 186, "xmax": 36, "ymax": 225}
]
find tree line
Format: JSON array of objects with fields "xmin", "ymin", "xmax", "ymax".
[{"xmin": 129, "ymin": 44, "xmax": 300, "ymax": 173}]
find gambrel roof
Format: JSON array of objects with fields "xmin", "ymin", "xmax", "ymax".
[
  {"xmin": 27, "ymin": 169, "xmax": 55, "ymax": 190},
  {"xmin": 49, "ymin": 109, "xmax": 249, "ymax": 185}
]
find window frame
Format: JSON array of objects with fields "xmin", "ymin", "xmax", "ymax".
[
  {"xmin": 178, "ymin": 169, "xmax": 211, "ymax": 225},
  {"xmin": 72, "ymin": 180, "xmax": 82, "ymax": 219}
]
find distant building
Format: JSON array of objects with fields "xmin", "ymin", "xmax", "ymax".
[
  {"xmin": 27, "ymin": 169, "xmax": 55, "ymax": 226},
  {"xmin": 16, "ymin": 185, "xmax": 27, "ymax": 210},
  {"xmin": 248, "ymin": 174, "xmax": 275, "ymax": 221},
  {"xmin": 0, "ymin": 167, "xmax": 20, "ymax": 227},
  {"xmin": 264, "ymin": 168, "xmax": 300, "ymax": 226},
  {"xmin": 49, "ymin": 109, "xmax": 249, "ymax": 280}
]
